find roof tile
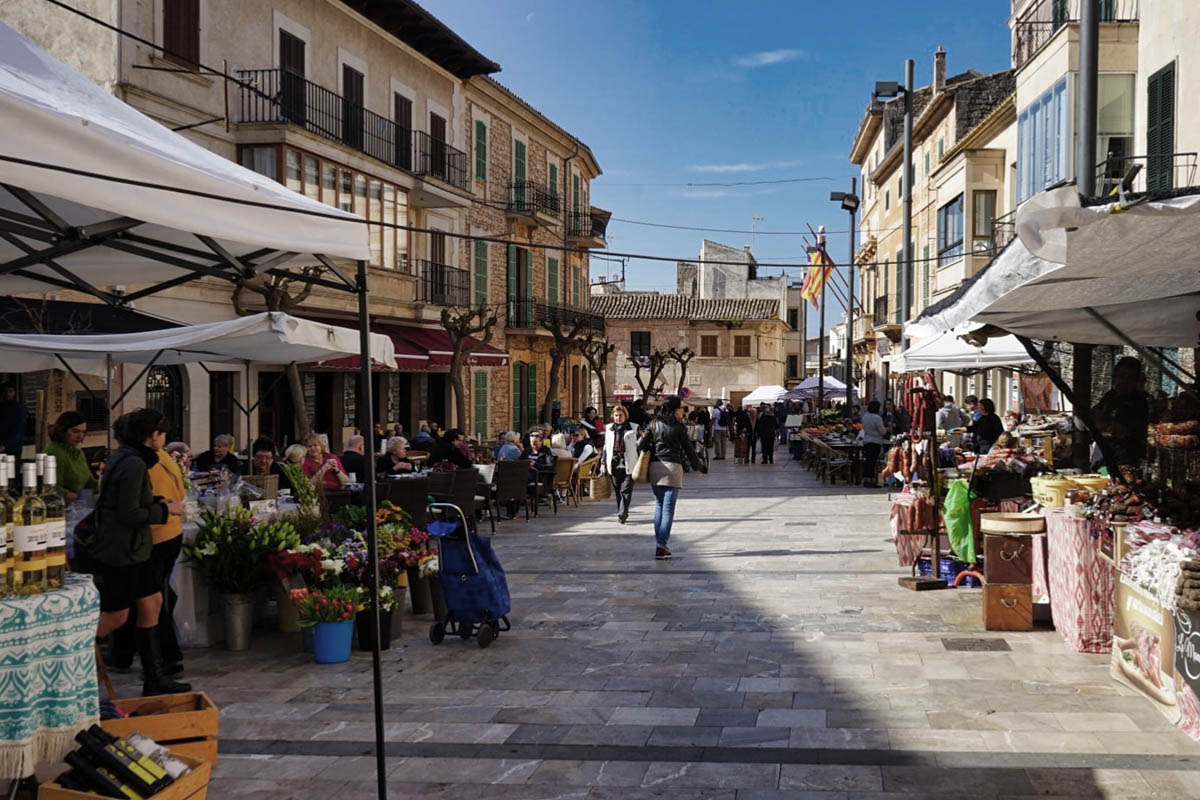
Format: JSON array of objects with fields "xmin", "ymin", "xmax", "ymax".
[{"xmin": 590, "ymin": 294, "xmax": 779, "ymax": 322}]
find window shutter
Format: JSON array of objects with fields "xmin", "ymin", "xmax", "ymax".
[
  {"xmin": 524, "ymin": 248, "xmax": 533, "ymax": 306},
  {"xmin": 1147, "ymin": 63, "xmax": 1176, "ymax": 191},
  {"xmin": 473, "ymin": 240, "xmax": 488, "ymax": 307},
  {"xmin": 474, "ymin": 120, "xmax": 487, "ymax": 181},
  {"xmin": 548, "ymin": 257, "xmax": 558, "ymax": 304},
  {"xmin": 163, "ymin": 0, "xmax": 200, "ymax": 69},
  {"xmin": 473, "ymin": 371, "xmax": 488, "ymax": 438},
  {"xmin": 549, "ymin": 163, "xmax": 558, "ymax": 197},
  {"xmin": 922, "ymin": 244, "xmax": 930, "ymax": 306},
  {"xmin": 506, "ymin": 244, "xmax": 517, "ymax": 323},
  {"xmin": 526, "ymin": 363, "xmax": 538, "ymax": 429},
  {"xmin": 512, "ymin": 363, "xmax": 523, "ymax": 432},
  {"xmin": 514, "ymin": 139, "xmax": 526, "ymax": 183},
  {"xmin": 572, "ymin": 267, "xmax": 580, "ymax": 307}
]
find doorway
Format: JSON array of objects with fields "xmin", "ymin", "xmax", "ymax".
[
  {"xmin": 258, "ymin": 371, "xmax": 296, "ymax": 448},
  {"xmin": 427, "ymin": 373, "xmax": 447, "ymax": 429},
  {"xmin": 145, "ymin": 365, "xmax": 185, "ymax": 443}
]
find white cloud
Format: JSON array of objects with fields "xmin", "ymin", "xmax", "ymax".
[
  {"xmin": 688, "ymin": 159, "xmax": 805, "ymax": 174},
  {"xmin": 734, "ymin": 49, "xmax": 809, "ymax": 68}
]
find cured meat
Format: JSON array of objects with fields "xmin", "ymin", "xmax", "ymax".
[
  {"xmin": 1132, "ymin": 627, "xmax": 1163, "ymax": 688},
  {"xmin": 1178, "ymin": 683, "xmax": 1200, "ymax": 740}
]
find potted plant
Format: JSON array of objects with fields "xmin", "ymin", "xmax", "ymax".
[
  {"xmin": 353, "ymin": 584, "xmax": 398, "ymax": 651},
  {"xmin": 265, "ymin": 546, "xmax": 323, "ymax": 632},
  {"xmin": 290, "ymin": 586, "xmax": 362, "ymax": 663},
  {"xmin": 183, "ymin": 507, "xmax": 260, "ymax": 651}
]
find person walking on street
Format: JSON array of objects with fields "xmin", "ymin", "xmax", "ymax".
[
  {"xmin": 711, "ymin": 402, "xmax": 727, "ymax": 460},
  {"xmin": 600, "ymin": 405, "xmax": 640, "ymax": 524},
  {"xmin": 636, "ymin": 397, "xmax": 707, "ymax": 559},
  {"xmin": 734, "ymin": 405, "xmax": 753, "ymax": 464},
  {"xmin": 860, "ymin": 400, "xmax": 887, "ymax": 488},
  {"xmin": 755, "ymin": 404, "xmax": 779, "ymax": 464}
]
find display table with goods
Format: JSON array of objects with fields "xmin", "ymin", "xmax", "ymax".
[
  {"xmin": 37, "ymin": 725, "xmax": 210, "ymax": 800},
  {"xmin": 0, "ymin": 573, "xmax": 99, "ymax": 780}
]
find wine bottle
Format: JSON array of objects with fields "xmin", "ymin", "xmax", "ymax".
[
  {"xmin": 74, "ymin": 730, "xmax": 164, "ymax": 796},
  {"xmin": 11, "ymin": 462, "xmax": 46, "ymax": 593},
  {"xmin": 89, "ymin": 727, "xmax": 173, "ymax": 786},
  {"xmin": 35, "ymin": 453, "xmax": 46, "ymax": 492},
  {"xmin": 41, "ymin": 456, "xmax": 67, "ymax": 588},
  {"xmin": 63, "ymin": 752, "xmax": 139, "ymax": 799}
]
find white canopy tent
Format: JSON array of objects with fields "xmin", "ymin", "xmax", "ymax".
[
  {"xmin": 787, "ymin": 374, "xmax": 854, "ymax": 401},
  {"xmin": 889, "ymin": 326, "xmax": 1035, "ymax": 374},
  {"xmin": 741, "ymin": 384, "xmax": 790, "ymax": 405}
]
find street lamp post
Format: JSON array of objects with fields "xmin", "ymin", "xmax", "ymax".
[
  {"xmin": 830, "ymin": 181, "xmax": 860, "ymax": 410},
  {"xmin": 814, "ymin": 226, "xmax": 827, "ymax": 410},
  {"xmin": 874, "ymin": 59, "xmax": 915, "ymax": 355}
]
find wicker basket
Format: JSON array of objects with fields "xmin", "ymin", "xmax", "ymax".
[
  {"xmin": 587, "ymin": 476, "xmax": 612, "ymax": 500},
  {"xmin": 242, "ymin": 474, "xmax": 279, "ymax": 500}
]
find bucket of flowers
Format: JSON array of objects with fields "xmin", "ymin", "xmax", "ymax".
[{"xmin": 290, "ymin": 585, "xmax": 363, "ymax": 663}]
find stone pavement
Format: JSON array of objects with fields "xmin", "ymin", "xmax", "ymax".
[{"xmin": 150, "ymin": 457, "xmax": 1200, "ymax": 798}]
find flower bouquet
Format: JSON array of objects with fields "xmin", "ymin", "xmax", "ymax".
[
  {"xmin": 182, "ymin": 507, "xmax": 271, "ymax": 650},
  {"xmin": 289, "ymin": 586, "xmax": 363, "ymax": 663}
]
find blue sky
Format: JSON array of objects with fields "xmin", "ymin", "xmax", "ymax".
[{"xmin": 422, "ymin": 0, "xmax": 1013, "ymax": 333}]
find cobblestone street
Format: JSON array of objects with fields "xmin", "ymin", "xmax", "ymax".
[{"xmin": 181, "ymin": 458, "xmax": 1200, "ymax": 798}]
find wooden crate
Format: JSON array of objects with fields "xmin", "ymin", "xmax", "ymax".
[
  {"xmin": 101, "ymin": 692, "xmax": 218, "ymax": 767},
  {"xmin": 39, "ymin": 752, "xmax": 211, "ymax": 800},
  {"xmin": 242, "ymin": 473, "xmax": 279, "ymax": 500},
  {"xmin": 983, "ymin": 584, "xmax": 1032, "ymax": 631},
  {"xmin": 984, "ymin": 533, "xmax": 1033, "ymax": 585}
]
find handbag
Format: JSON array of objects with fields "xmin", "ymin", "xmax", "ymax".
[{"xmin": 631, "ymin": 449, "xmax": 651, "ymax": 484}]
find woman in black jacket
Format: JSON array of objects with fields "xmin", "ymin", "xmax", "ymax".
[
  {"xmin": 431, "ymin": 428, "xmax": 474, "ymax": 469},
  {"xmin": 636, "ymin": 396, "xmax": 707, "ymax": 560},
  {"xmin": 967, "ymin": 398, "xmax": 1004, "ymax": 454},
  {"xmin": 86, "ymin": 408, "xmax": 189, "ymax": 696}
]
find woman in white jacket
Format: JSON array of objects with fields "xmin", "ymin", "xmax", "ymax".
[{"xmin": 600, "ymin": 405, "xmax": 641, "ymax": 524}]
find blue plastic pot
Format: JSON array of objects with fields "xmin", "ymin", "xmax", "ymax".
[{"xmin": 311, "ymin": 619, "xmax": 354, "ymax": 664}]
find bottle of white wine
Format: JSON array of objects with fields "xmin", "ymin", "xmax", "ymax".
[
  {"xmin": 12, "ymin": 462, "xmax": 47, "ymax": 593},
  {"xmin": 0, "ymin": 460, "xmax": 10, "ymax": 593},
  {"xmin": 42, "ymin": 457, "xmax": 67, "ymax": 589}
]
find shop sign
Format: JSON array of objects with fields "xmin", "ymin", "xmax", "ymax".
[
  {"xmin": 876, "ymin": 335, "xmax": 891, "ymax": 356},
  {"xmin": 1110, "ymin": 573, "xmax": 1179, "ymax": 724},
  {"xmin": 1174, "ymin": 605, "xmax": 1200, "ymax": 740}
]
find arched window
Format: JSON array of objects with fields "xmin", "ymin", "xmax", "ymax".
[{"xmin": 145, "ymin": 365, "xmax": 185, "ymax": 442}]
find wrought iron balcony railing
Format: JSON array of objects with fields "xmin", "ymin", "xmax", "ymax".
[
  {"xmin": 1095, "ymin": 151, "xmax": 1199, "ymax": 195},
  {"xmin": 567, "ymin": 210, "xmax": 609, "ymax": 240},
  {"xmin": 1013, "ymin": 0, "xmax": 1138, "ymax": 70},
  {"xmin": 415, "ymin": 260, "xmax": 471, "ymax": 307},
  {"xmin": 505, "ymin": 299, "xmax": 604, "ymax": 334},
  {"xmin": 506, "ymin": 181, "xmax": 560, "ymax": 217},
  {"xmin": 238, "ymin": 68, "xmax": 467, "ymax": 190},
  {"xmin": 991, "ymin": 209, "xmax": 1017, "ymax": 253}
]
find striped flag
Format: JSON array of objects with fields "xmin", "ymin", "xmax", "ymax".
[{"xmin": 799, "ymin": 247, "xmax": 833, "ymax": 309}]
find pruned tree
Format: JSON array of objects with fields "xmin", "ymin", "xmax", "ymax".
[
  {"xmin": 442, "ymin": 303, "xmax": 499, "ymax": 430},
  {"xmin": 539, "ymin": 314, "xmax": 589, "ymax": 423},
  {"xmin": 578, "ymin": 332, "xmax": 615, "ymax": 413},
  {"xmin": 232, "ymin": 267, "xmax": 324, "ymax": 439},
  {"xmin": 630, "ymin": 350, "xmax": 669, "ymax": 400},
  {"xmin": 666, "ymin": 347, "xmax": 695, "ymax": 395}
]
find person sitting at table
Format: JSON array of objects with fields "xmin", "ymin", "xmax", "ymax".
[
  {"xmin": 250, "ymin": 436, "xmax": 296, "ymax": 496},
  {"xmin": 496, "ymin": 431, "xmax": 523, "ymax": 462},
  {"xmin": 492, "ymin": 431, "xmax": 508, "ymax": 461},
  {"xmin": 378, "ymin": 436, "xmax": 415, "ymax": 475},
  {"xmin": 431, "ymin": 428, "xmax": 473, "ymax": 470},
  {"xmin": 192, "ymin": 433, "xmax": 242, "ymax": 475},
  {"xmin": 165, "ymin": 441, "xmax": 192, "ymax": 472},
  {"xmin": 302, "ymin": 432, "xmax": 349, "ymax": 490},
  {"xmin": 340, "ymin": 434, "xmax": 367, "ymax": 481},
  {"xmin": 570, "ymin": 428, "xmax": 595, "ymax": 462},
  {"xmin": 45, "ymin": 410, "xmax": 99, "ymax": 502},
  {"xmin": 549, "ymin": 433, "xmax": 573, "ymax": 460},
  {"xmin": 411, "ymin": 425, "xmax": 436, "ymax": 448}
]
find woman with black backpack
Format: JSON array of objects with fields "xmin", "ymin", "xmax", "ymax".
[
  {"xmin": 80, "ymin": 408, "xmax": 190, "ymax": 696},
  {"xmin": 636, "ymin": 396, "xmax": 707, "ymax": 560}
]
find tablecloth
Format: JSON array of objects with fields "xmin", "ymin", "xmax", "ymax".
[
  {"xmin": 1043, "ymin": 507, "xmax": 1114, "ymax": 653},
  {"xmin": 0, "ymin": 573, "xmax": 99, "ymax": 778}
]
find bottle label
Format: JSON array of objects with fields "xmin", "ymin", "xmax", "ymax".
[
  {"xmin": 46, "ymin": 552, "xmax": 67, "ymax": 567},
  {"xmin": 14, "ymin": 524, "xmax": 46, "ymax": 551},
  {"xmin": 45, "ymin": 519, "xmax": 67, "ymax": 548}
]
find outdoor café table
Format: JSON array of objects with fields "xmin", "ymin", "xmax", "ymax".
[
  {"xmin": 408, "ymin": 452, "xmax": 430, "ymax": 467},
  {"xmin": 0, "ymin": 573, "xmax": 99, "ymax": 779},
  {"xmin": 1041, "ymin": 506, "xmax": 1114, "ymax": 653},
  {"xmin": 826, "ymin": 440, "xmax": 863, "ymax": 483}
]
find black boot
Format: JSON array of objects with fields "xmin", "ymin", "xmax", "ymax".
[{"xmin": 137, "ymin": 627, "xmax": 192, "ymax": 697}]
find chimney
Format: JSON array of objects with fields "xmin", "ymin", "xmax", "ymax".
[{"xmin": 934, "ymin": 46, "xmax": 946, "ymax": 95}]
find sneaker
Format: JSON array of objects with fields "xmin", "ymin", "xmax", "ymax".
[
  {"xmin": 655, "ymin": 547, "xmax": 672, "ymax": 560},
  {"xmin": 618, "ymin": 513, "xmax": 627, "ymax": 524}
]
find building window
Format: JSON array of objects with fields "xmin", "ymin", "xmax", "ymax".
[
  {"xmin": 938, "ymin": 194, "xmax": 964, "ymax": 267},
  {"xmin": 630, "ymin": 331, "xmax": 651, "ymax": 358},
  {"xmin": 885, "ymin": 189, "xmax": 890, "ymax": 210},
  {"xmin": 240, "ymin": 146, "xmax": 276, "ymax": 180},
  {"xmin": 734, "ymin": 336, "xmax": 751, "ymax": 358},
  {"xmin": 162, "ymin": 0, "xmax": 200, "ymax": 69},
  {"xmin": 787, "ymin": 355, "xmax": 798, "ymax": 378},
  {"xmin": 1096, "ymin": 73, "xmax": 1135, "ymax": 194},
  {"xmin": 547, "ymin": 256, "xmax": 559, "ymax": 304},
  {"xmin": 1147, "ymin": 64, "xmax": 1176, "ymax": 191},
  {"xmin": 937, "ymin": 138, "xmax": 944, "ymax": 160},
  {"xmin": 394, "ymin": 94, "xmax": 413, "ymax": 170},
  {"xmin": 700, "ymin": 335, "xmax": 718, "ymax": 357},
  {"xmin": 572, "ymin": 266, "xmax": 581, "ymax": 307},
  {"xmin": 511, "ymin": 362, "xmax": 537, "ymax": 432},
  {"xmin": 1017, "ymin": 76, "xmax": 1069, "ymax": 202},
  {"xmin": 473, "ymin": 240, "xmax": 488, "ymax": 307},
  {"xmin": 474, "ymin": 119, "xmax": 487, "ymax": 182},
  {"xmin": 924, "ymin": 150, "xmax": 930, "ymax": 175},
  {"xmin": 972, "ymin": 191, "xmax": 996, "ymax": 252},
  {"xmin": 473, "ymin": 371, "xmax": 489, "ymax": 438},
  {"xmin": 786, "ymin": 308, "xmax": 799, "ymax": 330}
]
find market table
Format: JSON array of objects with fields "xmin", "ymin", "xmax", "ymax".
[
  {"xmin": 0, "ymin": 573, "xmax": 99, "ymax": 779},
  {"xmin": 1042, "ymin": 507, "xmax": 1114, "ymax": 653}
]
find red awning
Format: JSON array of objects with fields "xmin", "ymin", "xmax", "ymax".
[
  {"xmin": 394, "ymin": 326, "xmax": 509, "ymax": 368},
  {"xmin": 302, "ymin": 317, "xmax": 429, "ymax": 372}
]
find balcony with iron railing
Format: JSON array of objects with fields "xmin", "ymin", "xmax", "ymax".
[
  {"xmin": 238, "ymin": 68, "xmax": 468, "ymax": 190},
  {"xmin": 990, "ymin": 209, "xmax": 1017, "ymax": 253},
  {"xmin": 1095, "ymin": 151, "xmax": 1199, "ymax": 195},
  {"xmin": 1012, "ymin": 0, "xmax": 1138, "ymax": 70},
  {"xmin": 566, "ymin": 209, "xmax": 609, "ymax": 246},
  {"xmin": 505, "ymin": 299, "xmax": 604, "ymax": 334},
  {"xmin": 506, "ymin": 181, "xmax": 560, "ymax": 222},
  {"xmin": 415, "ymin": 260, "xmax": 471, "ymax": 307}
]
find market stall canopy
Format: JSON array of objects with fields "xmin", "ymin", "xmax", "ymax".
[
  {"xmin": 0, "ymin": 312, "xmax": 396, "ymax": 373},
  {"xmin": 906, "ymin": 185, "xmax": 1200, "ymax": 348},
  {"xmin": 890, "ymin": 326, "xmax": 1035, "ymax": 374},
  {"xmin": 0, "ymin": 21, "xmax": 370, "ymax": 297},
  {"xmin": 741, "ymin": 385, "xmax": 790, "ymax": 405},
  {"xmin": 786, "ymin": 374, "xmax": 853, "ymax": 401}
]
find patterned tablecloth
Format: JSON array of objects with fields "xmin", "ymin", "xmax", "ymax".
[
  {"xmin": 1043, "ymin": 507, "xmax": 1114, "ymax": 653},
  {"xmin": 0, "ymin": 573, "xmax": 100, "ymax": 778}
]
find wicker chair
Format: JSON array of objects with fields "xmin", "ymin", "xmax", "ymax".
[
  {"xmin": 382, "ymin": 476, "xmax": 428, "ymax": 528},
  {"xmin": 493, "ymin": 460, "xmax": 532, "ymax": 521},
  {"xmin": 571, "ymin": 454, "xmax": 602, "ymax": 505},
  {"xmin": 550, "ymin": 456, "xmax": 577, "ymax": 512}
]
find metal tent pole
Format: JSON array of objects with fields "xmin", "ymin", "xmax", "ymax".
[
  {"xmin": 105, "ymin": 353, "xmax": 112, "ymax": 454},
  {"xmin": 900, "ymin": 58, "xmax": 914, "ymax": 354},
  {"xmin": 846, "ymin": 178, "xmax": 857, "ymax": 409},
  {"xmin": 356, "ymin": 259, "xmax": 387, "ymax": 800}
]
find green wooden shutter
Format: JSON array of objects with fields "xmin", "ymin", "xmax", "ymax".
[
  {"xmin": 506, "ymin": 244, "xmax": 517, "ymax": 323},
  {"xmin": 572, "ymin": 174, "xmax": 581, "ymax": 233},
  {"xmin": 572, "ymin": 266, "xmax": 580, "ymax": 307},
  {"xmin": 549, "ymin": 162, "xmax": 558, "ymax": 203},
  {"xmin": 547, "ymin": 257, "xmax": 558, "ymax": 304},
  {"xmin": 526, "ymin": 362, "xmax": 537, "ymax": 429},
  {"xmin": 473, "ymin": 240, "xmax": 488, "ymax": 307},
  {"xmin": 473, "ymin": 371, "xmax": 488, "ymax": 438},
  {"xmin": 474, "ymin": 120, "xmax": 487, "ymax": 181},
  {"xmin": 524, "ymin": 248, "xmax": 533, "ymax": 308},
  {"xmin": 515, "ymin": 139, "xmax": 526, "ymax": 183},
  {"xmin": 1147, "ymin": 63, "xmax": 1176, "ymax": 191},
  {"xmin": 512, "ymin": 363, "xmax": 523, "ymax": 432}
]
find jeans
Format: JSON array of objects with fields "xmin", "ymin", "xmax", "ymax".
[
  {"xmin": 610, "ymin": 464, "xmax": 634, "ymax": 518},
  {"xmin": 651, "ymin": 484, "xmax": 680, "ymax": 548},
  {"xmin": 713, "ymin": 429, "xmax": 727, "ymax": 459}
]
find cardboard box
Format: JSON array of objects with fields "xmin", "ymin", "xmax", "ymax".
[
  {"xmin": 39, "ymin": 752, "xmax": 211, "ymax": 800},
  {"xmin": 101, "ymin": 692, "xmax": 218, "ymax": 767}
]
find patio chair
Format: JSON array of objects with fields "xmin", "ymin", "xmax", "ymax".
[
  {"xmin": 817, "ymin": 441, "xmax": 851, "ymax": 485},
  {"xmin": 384, "ymin": 476, "xmax": 428, "ymax": 528},
  {"xmin": 493, "ymin": 460, "xmax": 532, "ymax": 521},
  {"xmin": 571, "ymin": 454, "xmax": 602, "ymax": 505},
  {"xmin": 550, "ymin": 456, "xmax": 577, "ymax": 512}
]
